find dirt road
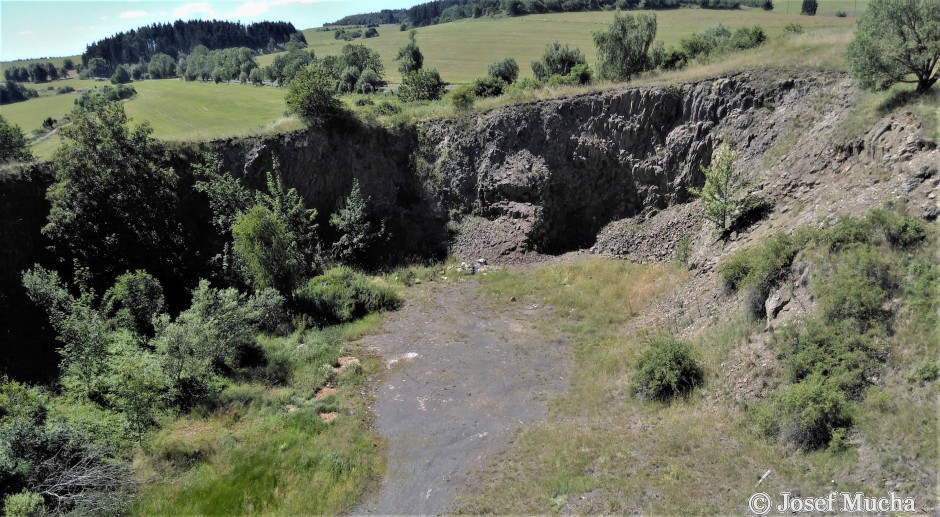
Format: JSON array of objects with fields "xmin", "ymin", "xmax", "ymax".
[{"xmin": 352, "ymin": 280, "xmax": 570, "ymax": 515}]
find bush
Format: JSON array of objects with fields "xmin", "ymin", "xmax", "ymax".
[
  {"xmin": 3, "ymin": 492, "xmax": 46, "ymax": 517},
  {"xmin": 285, "ymin": 65, "xmax": 346, "ymax": 125},
  {"xmin": 451, "ymin": 85, "xmax": 476, "ymax": 113},
  {"xmin": 836, "ymin": 10, "xmax": 847, "ymax": 16},
  {"xmin": 531, "ymin": 40, "xmax": 586, "ymax": 81},
  {"xmin": 373, "ymin": 100, "xmax": 403, "ymax": 115},
  {"xmin": 102, "ymin": 270, "xmax": 165, "ymax": 337},
  {"xmin": 469, "ymin": 76, "xmax": 506, "ymax": 97},
  {"xmin": 0, "ymin": 114, "xmax": 33, "ymax": 164},
  {"xmin": 0, "ymin": 80, "xmax": 39, "ymax": 105},
  {"xmin": 718, "ymin": 233, "xmax": 797, "ymax": 318},
  {"xmin": 110, "ymin": 66, "xmax": 131, "ymax": 85},
  {"xmin": 632, "ymin": 335, "xmax": 703, "ymax": 401},
  {"xmin": 816, "ymin": 243, "xmax": 894, "ymax": 328},
  {"xmin": 547, "ymin": 63, "xmax": 593, "ymax": 86},
  {"xmin": 783, "ymin": 23, "xmax": 803, "ymax": 34},
  {"xmin": 800, "ymin": 0, "xmax": 817, "ymax": 15},
  {"xmin": 756, "ymin": 376, "xmax": 853, "ymax": 450},
  {"xmin": 56, "ymin": 85, "xmax": 75, "ymax": 94},
  {"xmin": 397, "ymin": 68, "xmax": 446, "ymax": 102},
  {"xmin": 777, "ymin": 318, "xmax": 883, "ymax": 397},
  {"xmin": 295, "ymin": 267, "xmax": 401, "ymax": 326},
  {"xmin": 487, "ymin": 57, "xmax": 519, "ymax": 83},
  {"xmin": 906, "ymin": 359, "xmax": 939, "ymax": 384},
  {"xmin": 232, "ymin": 204, "xmax": 304, "ymax": 296},
  {"xmin": 74, "ymin": 84, "xmax": 136, "ymax": 110}
]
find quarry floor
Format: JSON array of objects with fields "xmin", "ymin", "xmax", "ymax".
[{"xmin": 351, "ymin": 280, "xmax": 570, "ymax": 515}]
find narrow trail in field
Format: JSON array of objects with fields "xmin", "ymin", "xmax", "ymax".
[{"xmin": 351, "ymin": 280, "xmax": 570, "ymax": 516}]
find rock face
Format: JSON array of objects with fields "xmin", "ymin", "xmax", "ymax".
[{"xmin": 420, "ymin": 71, "xmax": 824, "ymax": 256}]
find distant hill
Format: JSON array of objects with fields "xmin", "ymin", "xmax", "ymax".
[
  {"xmin": 326, "ymin": 0, "xmax": 762, "ymax": 29},
  {"xmin": 82, "ymin": 20, "xmax": 303, "ymax": 66}
]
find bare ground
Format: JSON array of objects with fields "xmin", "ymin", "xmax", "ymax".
[{"xmin": 351, "ymin": 280, "xmax": 571, "ymax": 515}]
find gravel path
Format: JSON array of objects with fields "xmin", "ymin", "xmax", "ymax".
[{"xmin": 352, "ymin": 281, "xmax": 570, "ymax": 516}]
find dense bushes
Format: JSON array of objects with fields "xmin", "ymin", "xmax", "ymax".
[
  {"xmin": 632, "ymin": 335, "xmax": 703, "ymax": 401},
  {"xmin": 0, "ymin": 115, "xmax": 33, "ymax": 164},
  {"xmin": 0, "ymin": 80, "xmax": 39, "ymax": 105},
  {"xmin": 487, "ymin": 57, "xmax": 519, "ymax": 84},
  {"xmin": 662, "ymin": 24, "xmax": 766, "ymax": 70},
  {"xmin": 531, "ymin": 40, "xmax": 586, "ymax": 82},
  {"xmin": 398, "ymin": 68, "xmax": 446, "ymax": 101},
  {"xmin": 734, "ymin": 209, "xmax": 931, "ymax": 451},
  {"xmin": 74, "ymin": 84, "xmax": 137, "ymax": 110},
  {"xmin": 754, "ymin": 375, "xmax": 853, "ymax": 451},
  {"xmin": 285, "ymin": 65, "xmax": 347, "ymax": 124},
  {"xmin": 295, "ymin": 268, "xmax": 401, "ymax": 326},
  {"xmin": 176, "ymin": 46, "xmax": 259, "ymax": 83}
]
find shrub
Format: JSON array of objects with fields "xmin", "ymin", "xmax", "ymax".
[
  {"xmin": 232, "ymin": 204, "xmax": 304, "ymax": 296},
  {"xmin": 397, "ymin": 68, "xmax": 446, "ymax": 102},
  {"xmin": 906, "ymin": 259, "xmax": 939, "ymax": 326},
  {"xmin": 632, "ymin": 335, "xmax": 703, "ymax": 401},
  {"xmin": 547, "ymin": 63, "xmax": 593, "ymax": 86},
  {"xmin": 906, "ymin": 359, "xmax": 939, "ymax": 384},
  {"xmin": 373, "ymin": 100, "xmax": 403, "ymax": 115},
  {"xmin": 364, "ymin": 27, "xmax": 379, "ymax": 38},
  {"xmin": 285, "ymin": 65, "xmax": 346, "ymax": 125},
  {"xmin": 56, "ymin": 85, "xmax": 75, "ymax": 94},
  {"xmin": 777, "ymin": 318, "xmax": 883, "ymax": 397},
  {"xmin": 816, "ymin": 243, "xmax": 894, "ymax": 328},
  {"xmin": 110, "ymin": 66, "xmax": 131, "ymax": 85},
  {"xmin": 531, "ymin": 40, "xmax": 586, "ymax": 81},
  {"xmin": 0, "ymin": 114, "xmax": 33, "ymax": 164},
  {"xmin": 295, "ymin": 267, "xmax": 401, "ymax": 326},
  {"xmin": 3, "ymin": 492, "xmax": 46, "ymax": 517},
  {"xmin": 469, "ymin": 76, "xmax": 506, "ymax": 97},
  {"xmin": 757, "ymin": 376, "xmax": 853, "ymax": 450},
  {"xmin": 718, "ymin": 233, "xmax": 797, "ymax": 318},
  {"xmin": 836, "ymin": 10, "xmax": 847, "ymax": 16},
  {"xmin": 487, "ymin": 57, "xmax": 519, "ymax": 83},
  {"xmin": 800, "ymin": 0, "xmax": 817, "ymax": 15},
  {"xmin": 396, "ymin": 30, "xmax": 424, "ymax": 75},
  {"xmin": 102, "ymin": 270, "xmax": 165, "ymax": 337},
  {"xmin": 783, "ymin": 23, "xmax": 803, "ymax": 34},
  {"xmin": 451, "ymin": 85, "xmax": 476, "ymax": 113}
]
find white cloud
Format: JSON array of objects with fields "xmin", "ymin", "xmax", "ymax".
[
  {"xmin": 119, "ymin": 10, "xmax": 150, "ymax": 19},
  {"xmin": 18, "ymin": 30, "xmax": 35, "ymax": 36},
  {"xmin": 173, "ymin": 2, "xmax": 216, "ymax": 19}
]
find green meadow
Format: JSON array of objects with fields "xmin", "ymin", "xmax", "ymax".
[
  {"xmin": 285, "ymin": 5, "xmax": 862, "ymax": 83},
  {"xmin": 2, "ymin": 79, "xmax": 300, "ymax": 159}
]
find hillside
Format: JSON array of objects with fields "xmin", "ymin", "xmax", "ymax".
[{"xmin": 280, "ymin": 6, "xmax": 860, "ymax": 83}]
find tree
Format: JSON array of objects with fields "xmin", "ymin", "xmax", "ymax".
[
  {"xmin": 531, "ymin": 41, "xmax": 586, "ymax": 81},
  {"xmin": 249, "ymin": 67, "xmax": 263, "ymax": 85},
  {"xmin": 101, "ymin": 270, "xmax": 165, "ymax": 337},
  {"xmin": 800, "ymin": 0, "xmax": 817, "ymax": 15},
  {"xmin": 42, "ymin": 102, "xmax": 182, "ymax": 288},
  {"xmin": 285, "ymin": 65, "xmax": 346, "ymax": 125},
  {"xmin": 397, "ymin": 68, "xmax": 446, "ymax": 101},
  {"xmin": 0, "ymin": 115, "xmax": 33, "ymax": 163},
  {"xmin": 232, "ymin": 205, "xmax": 304, "ymax": 296},
  {"xmin": 846, "ymin": 0, "xmax": 940, "ymax": 94},
  {"xmin": 688, "ymin": 143, "xmax": 749, "ymax": 231},
  {"xmin": 257, "ymin": 167, "xmax": 320, "ymax": 278},
  {"xmin": 594, "ymin": 12, "xmax": 658, "ymax": 82},
  {"xmin": 331, "ymin": 179, "xmax": 385, "ymax": 265},
  {"xmin": 147, "ymin": 53, "xmax": 176, "ymax": 79},
  {"xmin": 86, "ymin": 57, "xmax": 111, "ymax": 78},
  {"xmin": 487, "ymin": 57, "xmax": 520, "ymax": 83},
  {"xmin": 396, "ymin": 30, "xmax": 424, "ymax": 75},
  {"xmin": 110, "ymin": 66, "xmax": 131, "ymax": 84}
]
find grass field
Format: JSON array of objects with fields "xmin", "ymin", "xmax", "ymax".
[
  {"xmin": 275, "ymin": 5, "xmax": 863, "ymax": 84},
  {"xmin": 2, "ymin": 78, "xmax": 300, "ymax": 159}
]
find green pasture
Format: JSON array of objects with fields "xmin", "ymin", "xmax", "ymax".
[{"xmin": 281, "ymin": 5, "xmax": 862, "ymax": 83}]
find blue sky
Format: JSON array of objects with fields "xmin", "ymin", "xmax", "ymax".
[{"xmin": 2, "ymin": 0, "xmax": 416, "ymax": 61}]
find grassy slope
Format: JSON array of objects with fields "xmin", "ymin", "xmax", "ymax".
[
  {"xmin": 282, "ymin": 5, "xmax": 861, "ymax": 84},
  {"xmin": 134, "ymin": 315, "xmax": 388, "ymax": 516},
  {"xmin": 458, "ymin": 246, "xmax": 936, "ymax": 513},
  {"xmin": 3, "ymin": 79, "xmax": 300, "ymax": 159}
]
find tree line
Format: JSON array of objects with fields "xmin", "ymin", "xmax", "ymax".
[{"xmin": 82, "ymin": 20, "xmax": 302, "ymax": 67}]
